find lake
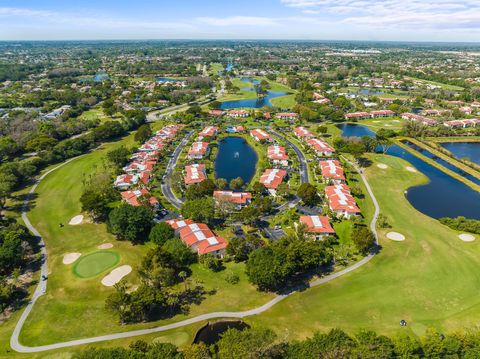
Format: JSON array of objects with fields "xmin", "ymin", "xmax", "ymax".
[
  {"xmin": 219, "ymin": 77, "xmax": 287, "ymax": 109},
  {"xmin": 338, "ymin": 124, "xmax": 480, "ymax": 219},
  {"xmin": 440, "ymin": 142, "xmax": 480, "ymax": 165},
  {"xmin": 215, "ymin": 137, "xmax": 258, "ymax": 185}
]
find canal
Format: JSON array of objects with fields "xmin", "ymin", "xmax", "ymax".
[
  {"xmin": 440, "ymin": 142, "xmax": 480, "ymax": 165},
  {"xmin": 215, "ymin": 137, "xmax": 258, "ymax": 185},
  {"xmin": 337, "ymin": 124, "xmax": 480, "ymax": 219}
]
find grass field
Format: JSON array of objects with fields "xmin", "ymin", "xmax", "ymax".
[
  {"xmin": 270, "ymin": 94, "xmax": 296, "ymax": 109},
  {"xmin": 247, "ymin": 153, "xmax": 480, "ymax": 339},
  {"xmin": 73, "ymin": 251, "xmax": 120, "ymax": 278}
]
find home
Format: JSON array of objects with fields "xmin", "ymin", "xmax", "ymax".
[
  {"xmin": 208, "ymin": 109, "xmax": 226, "ymax": 117},
  {"xmin": 225, "ymin": 125, "xmax": 245, "ymax": 133},
  {"xmin": 460, "ymin": 106, "xmax": 473, "ymax": 115},
  {"xmin": 324, "ymin": 184, "xmax": 361, "ymax": 219},
  {"xmin": 213, "ymin": 191, "xmax": 252, "ymax": 210},
  {"xmin": 131, "ymin": 151, "xmax": 159, "ymax": 162},
  {"xmin": 123, "ymin": 160, "xmax": 156, "ymax": 174},
  {"xmin": 250, "ymin": 129, "xmax": 273, "ymax": 142},
  {"xmin": 293, "ymin": 126, "xmax": 315, "ymax": 140},
  {"xmin": 443, "ymin": 118, "xmax": 480, "ymax": 128},
  {"xmin": 423, "ymin": 109, "xmax": 451, "ymax": 116},
  {"xmin": 267, "ymin": 145, "xmax": 289, "ymax": 166},
  {"xmin": 299, "ymin": 215, "xmax": 336, "ymax": 240},
  {"xmin": 307, "ymin": 138, "xmax": 335, "ymax": 156},
  {"xmin": 319, "ymin": 159, "xmax": 345, "ymax": 184},
  {"xmin": 139, "ymin": 138, "xmax": 165, "ymax": 152},
  {"xmin": 184, "ymin": 164, "xmax": 207, "ymax": 186},
  {"xmin": 276, "ymin": 113, "xmax": 298, "ymax": 121},
  {"xmin": 197, "ymin": 126, "xmax": 219, "ymax": 140},
  {"xmin": 187, "ymin": 141, "xmax": 209, "ymax": 159},
  {"xmin": 370, "ymin": 110, "xmax": 395, "ymax": 118},
  {"xmin": 166, "ymin": 221, "xmax": 227, "ymax": 257},
  {"xmin": 401, "ymin": 113, "xmax": 438, "ymax": 126},
  {"xmin": 120, "ymin": 188, "xmax": 159, "ymax": 208},
  {"xmin": 344, "ymin": 112, "xmax": 370, "ymax": 120},
  {"xmin": 259, "ymin": 169, "xmax": 287, "ymax": 196},
  {"xmin": 113, "ymin": 172, "xmax": 150, "ymax": 190},
  {"xmin": 228, "ymin": 109, "xmax": 249, "ymax": 118}
]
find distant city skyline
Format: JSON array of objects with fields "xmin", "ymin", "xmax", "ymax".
[{"xmin": 1, "ymin": 0, "xmax": 480, "ymax": 42}]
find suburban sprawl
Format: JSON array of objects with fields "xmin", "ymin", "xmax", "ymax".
[{"xmin": 1, "ymin": 40, "xmax": 480, "ymax": 358}]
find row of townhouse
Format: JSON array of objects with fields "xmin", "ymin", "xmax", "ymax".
[
  {"xmin": 259, "ymin": 168, "xmax": 288, "ymax": 196},
  {"xmin": 250, "ymin": 129, "xmax": 273, "ymax": 142},
  {"xmin": 208, "ymin": 109, "xmax": 299, "ymax": 121},
  {"xmin": 213, "ymin": 190, "xmax": 252, "ymax": 210},
  {"xmin": 299, "ymin": 215, "xmax": 336, "ymax": 240},
  {"xmin": 292, "ymin": 127, "xmax": 336, "ymax": 157},
  {"xmin": 344, "ymin": 110, "xmax": 396, "ymax": 120},
  {"xmin": 267, "ymin": 144, "xmax": 289, "ymax": 167},
  {"xmin": 167, "ymin": 219, "xmax": 227, "ymax": 258},
  {"xmin": 325, "ymin": 184, "xmax": 361, "ymax": 219},
  {"xmin": 401, "ymin": 113, "xmax": 438, "ymax": 126},
  {"xmin": 114, "ymin": 124, "xmax": 185, "ymax": 207},
  {"xmin": 184, "ymin": 126, "xmax": 217, "ymax": 186},
  {"xmin": 443, "ymin": 118, "xmax": 480, "ymax": 128}
]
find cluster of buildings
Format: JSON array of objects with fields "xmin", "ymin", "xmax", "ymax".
[
  {"xmin": 184, "ymin": 126, "xmax": 219, "ymax": 186},
  {"xmin": 344, "ymin": 110, "xmax": 395, "ymax": 120},
  {"xmin": 166, "ymin": 219, "xmax": 227, "ymax": 257},
  {"xmin": 292, "ymin": 126, "xmax": 335, "ymax": 157},
  {"xmin": 114, "ymin": 124, "xmax": 184, "ymax": 208},
  {"xmin": 402, "ymin": 113, "xmax": 480, "ymax": 128},
  {"xmin": 401, "ymin": 113, "xmax": 439, "ymax": 126}
]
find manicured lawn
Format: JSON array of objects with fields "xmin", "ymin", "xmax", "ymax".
[
  {"xmin": 73, "ymin": 251, "xmax": 120, "ymax": 278},
  {"xmin": 359, "ymin": 116, "xmax": 406, "ymax": 131},
  {"xmin": 270, "ymin": 94, "xmax": 296, "ymax": 109},
  {"xmin": 247, "ymin": 153, "xmax": 480, "ymax": 339}
]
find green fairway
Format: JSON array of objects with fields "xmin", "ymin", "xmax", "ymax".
[
  {"xmin": 73, "ymin": 251, "xmax": 120, "ymax": 278},
  {"xmin": 247, "ymin": 153, "xmax": 480, "ymax": 339}
]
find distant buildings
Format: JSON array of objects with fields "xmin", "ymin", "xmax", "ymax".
[
  {"xmin": 401, "ymin": 113, "xmax": 438, "ymax": 126},
  {"xmin": 443, "ymin": 118, "xmax": 480, "ymax": 128},
  {"xmin": 344, "ymin": 110, "xmax": 395, "ymax": 120},
  {"xmin": 228, "ymin": 109, "xmax": 249, "ymax": 118}
]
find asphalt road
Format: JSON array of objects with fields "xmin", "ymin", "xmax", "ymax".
[{"xmin": 160, "ymin": 131, "xmax": 194, "ymax": 209}]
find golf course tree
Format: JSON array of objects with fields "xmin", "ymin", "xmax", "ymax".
[
  {"xmin": 106, "ymin": 146, "xmax": 131, "ymax": 168},
  {"xmin": 297, "ymin": 183, "xmax": 319, "ymax": 206},
  {"xmin": 246, "ymin": 236, "xmax": 332, "ymax": 292},
  {"xmin": 134, "ymin": 123, "xmax": 152, "ymax": 143},
  {"xmin": 351, "ymin": 226, "xmax": 376, "ymax": 255},
  {"xmin": 80, "ymin": 171, "xmax": 120, "ymax": 221},
  {"xmin": 227, "ymin": 234, "xmax": 263, "ymax": 262},
  {"xmin": 148, "ymin": 222, "xmax": 175, "ymax": 246},
  {"xmin": 107, "ymin": 204, "xmax": 154, "ymax": 243}
]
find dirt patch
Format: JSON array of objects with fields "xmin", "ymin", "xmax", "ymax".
[
  {"xmin": 406, "ymin": 166, "xmax": 417, "ymax": 173},
  {"xmin": 377, "ymin": 163, "xmax": 388, "ymax": 169},
  {"xmin": 459, "ymin": 233, "xmax": 476, "ymax": 242},
  {"xmin": 62, "ymin": 253, "xmax": 81, "ymax": 265},
  {"xmin": 68, "ymin": 215, "xmax": 84, "ymax": 225},
  {"xmin": 101, "ymin": 265, "xmax": 132, "ymax": 286},
  {"xmin": 387, "ymin": 232, "xmax": 405, "ymax": 241},
  {"xmin": 98, "ymin": 243, "xmax": 113, "ymax": 249}
]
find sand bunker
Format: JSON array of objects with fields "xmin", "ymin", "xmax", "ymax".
[
  {"xmin": 459, "ymin": 233, "xmax": 476, "ymax": 242},
  {"xmin": 69, "ymin": 215, "xmax": 84, "ymax": 225},
  {"xmin": 406, "ymin": 166, "xmax": 417, "ymax": 173},
  {"xmin": 377, "ymin": 163, "xmax": 388, "ymax": 169},
  {"xmin": 63, "ymin": 252, "xmax": 81, "ymax": 265},
  {"xmin": 101, "ymin": 265, "xmax": 132, "ymax": 286},
  {"xmin": 384, "ymin": 124, "xmax": 392, "ymax": 127},
  {"xmin": 393, "ymin": 120, "xmax": 400, "ymax": 123},
  {"xmin": 98, "ymin": 243, "xmax": 113, "ymax": 249},
  {"xmin": 387, "ymin": 232, "xmax": 406, "ymax": 241}
]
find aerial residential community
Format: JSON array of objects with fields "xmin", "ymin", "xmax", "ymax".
[{"xmin": 1, "ymin": 1, "xmax": 480, "ymax": 358}]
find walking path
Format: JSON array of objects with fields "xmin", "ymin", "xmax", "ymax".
[{"xmin": 10, "ymin": 140, "xmax": 380, "ymax": 354}]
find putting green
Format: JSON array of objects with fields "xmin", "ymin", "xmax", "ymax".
[{"xmin": 73, "ymin": 251, "xmax": 120, "ymax": 278}]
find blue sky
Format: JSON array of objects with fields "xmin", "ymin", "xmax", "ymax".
[{"xmin": 1, "ymin": 0, "xmax": 479, "ymax": 42}]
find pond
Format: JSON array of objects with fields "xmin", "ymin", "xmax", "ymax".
[
  {"xmin": 157, "ymin": 77, "xmax": 181, "ymax": 83},
  {"xmin": 81, "ymin": 73, "xmax": 109, "ymax": 82},
  {"xmin": 358, "ymin": 89, "xmax": 385, "ymax": 95},
  {"xmin": 215, "ymin": 137, "xmax": 258, "ymax": 185},
  {"xmin": 440, "ymin": 142, "xmax": 480, "ymax": 165},
  {"xmin": 193, "ymin": 320, "xmax": 249, "ymax": 345},
  {"xmin": 338, "ymin": 124, "xmax": 480, "ymax": 219},
  {"xmin": 219, "ymin": 77, "xmax": 288, "ymax": 109}
]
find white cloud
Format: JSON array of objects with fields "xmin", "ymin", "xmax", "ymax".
[{"xmin": 197, "ymin": 16, "xmax": 279, "ymax": 26}]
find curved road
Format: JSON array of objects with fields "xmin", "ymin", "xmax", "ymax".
[{"xmin": 11, "ymin": 139, "xmax": 380, "ymax": 354}]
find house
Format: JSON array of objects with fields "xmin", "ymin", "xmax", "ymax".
[
  {"xmin": 175, "ymin": 222, "xmax": 227, "ymax": 257},
  {"xmin": 259, "ymin": 169, "xmax": 287, "ymax": 196},
  {"xmin": 267, "ymin": 145, "xmax": 289, "ymax": 166},
  {"xmin": 293, "ymin": 126, "xmax": 315, "ymax": 140},
  {"xmin": 325, "ymin": 184, "xmax": 361, "ymax": 218},
  {"xmin": 250, "ymin": 129, "xmax": 272, "ymax": 142},
  {"xmin": 276, "ymin": 112, "xmax": 298, "ymax": 121},
  {"xmin": 213, "ymin": 191, "xmax": 252, "ymax": 210},
  {"xmin": 345, "ymin": 112, "xmax": 370, "ymax": 120},
  {"xmin": 401, "ymin": 113, "xmax": 438, "ymax": 126},
  {"xmin": 423, "ymin": 109, "xmax": 451, "ymax": 116},
  {"xmin": 188, "ymin": 142, "xmax": 209, "ymax": 159},
  {"xmin": 113, "ymin": 172, "xmax": 150, "ymax": 190},
  {"xmin": 139, "ymin": 138, "xmax": 165, "ymax": 152},
  {"xmin": 228, "ymin": 109, "xmax": 249, "ymax": 118},
  {"xmin": 184, "ymin": 164, "xmax": 207, "ymax": 185},
  {"xmin": 370, "ymin": 110, "xmax": 395, "ymax": 118},
  {"xmin": 131, "ymin": 151, "xmax": 159, "ymax": 162},
  {"xmin": 460, "ymin": 106, "xmax": 473, "ymax": 115},
  {"xmin": 313, "ymin": 92, "xmax": 330, "ymax": 105},
  {"xmin": 443, "ymin": 118, "xmax": 480, "ymax": 128},
  {"xmin": 166, "ymin": 218, "xmax": 194, "ymax": 230},
  {"xmin": 299, "ymin": 215, "xmax": 336, "ymax": 240},
  {"xmin": 319, "ymin": 159, "xmax": 345, "ymax": 184},
  {"xmin": 226, "ymin": 125, "xmax": 244, "ymax": 133},
  {"xmin": 120, "ymin": 188, "xmax": 159, "ymax": 208},
  {"xmin": 208, "ymin": 109, "xmax": 226, "ymax": 117},
  {"xmin": 43, "ymin": 105, "xmax": 72, "ymax": 120},
  {"xmin": 197, "ymin": 126, "xmax": 219, "ymax": 140},
  {"xmin": 123, "ymin": 160, "xmax": 156, "ymax": 174},
  {"xmin": 307, "ymin": 138, "xmax": 335, "ymax": 156}
]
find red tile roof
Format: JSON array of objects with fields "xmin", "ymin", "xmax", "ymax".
[
  {"xmin": 307, "ymin": 138, "xmax": 335, "ymax": 154},
  {"xmin": 267, "ymin": 145, "xmax": 289, "ymax": 161},
  {"xmin": 121, "ymin": 188, "xmax": 158, "ymax": 207},
  {"xmin": 325, "ymin": 184, "xmax": 361, "ymax": 214},
  {"xmin": 213, "ymin": 191, "xmax": 252, "ymax": 205},
  {"xmin": 198, "ymin": 126, "xmax": 219, "ymax": 138},
  {"xmin": 188, "ymin": 142, "xmax": 209, "ymax": 156},
  {"xmin": 250, "ymin": 129, "xmax": 272, "ymax": 141},
  {"xmin": 293, "ymin": 126, "xmax": 315, "ymax": 138},
  {"xmin": 177, "ymin": 222, "xmax": 227, "ymax": 255},
  {"xmin": 299, "ymin": 215, "xmax": 335, "ymax": 234},
  {"xmin": 319, "ymin": 159, "xmax": 345, "ymax": 181},
  {"xmin": 259, "ymin": 169, "xmax": 287, "ymax": 189},
  {"xmin": 166, "ymin": 218, "xmax": 194, "ymax": 230},
  {"xmin": 184, "ymin": 164, "xmax": 207, "ymax": 185}
]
